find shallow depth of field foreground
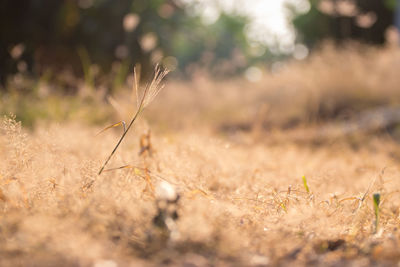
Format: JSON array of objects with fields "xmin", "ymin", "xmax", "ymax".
[{"xmin": 2, "ymin": 47, "xmax": 400, "ymax": 266}]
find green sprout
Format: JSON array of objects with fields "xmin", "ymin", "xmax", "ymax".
[
  {"xmin": 302, "ymin": 175, "xmax": 310, "ymax": 194},
  {"xmin": 373, "ymin": 193, "xmax": 381, "ymax": 233}
]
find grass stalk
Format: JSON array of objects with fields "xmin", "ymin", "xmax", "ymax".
[{"xmin": 98, "ymin": 65, "xmax": 169, "ymax": 175}]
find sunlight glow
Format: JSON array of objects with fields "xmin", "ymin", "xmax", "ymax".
[{"xmin": 181, "ymin": 0, "xmax": 310, "ymax": 50}]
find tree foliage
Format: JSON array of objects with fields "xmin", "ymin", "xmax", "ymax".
[
  {"xmin": 0, "ymin": 0, "xmax": 267, "ymax": 89},
  {"xmin": 292, "ymin": 0, "xmax": 395, "ymax": 48}
]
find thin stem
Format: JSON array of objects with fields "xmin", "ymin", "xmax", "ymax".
[{"xmin": 98, "ymin": 107, "xmax": 142, "ymax": 175}]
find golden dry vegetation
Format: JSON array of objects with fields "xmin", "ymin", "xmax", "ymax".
[{"xmin": 1, "ymin": 44, "xmax": 400, "ymax": 266}]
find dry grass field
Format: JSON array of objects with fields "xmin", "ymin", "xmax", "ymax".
[{"xmin": 1, "ymin": 44, "xmax": 400, "ymax": 266}]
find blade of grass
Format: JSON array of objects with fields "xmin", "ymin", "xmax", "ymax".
[
  {"xmin": 103, "ymin": 165, "xmax": 140, "ymax": 172},
  {"xmin": 302, "ymin": 175, "xmax": 310, "ymax": 194},
  {"xmin": 373, "ymin": 193, "xmax": 380, "ymax": 233},
  {"xmin": 96, "ymin": 121, "xmax": 126, "ymax": 136}
]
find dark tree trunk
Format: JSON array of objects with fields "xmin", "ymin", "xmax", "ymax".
[{"xmin": 396, "ymin": 0, "xmax": 400, "ymax": 33}]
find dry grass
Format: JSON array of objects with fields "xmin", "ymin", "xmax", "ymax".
[
  {"xmin": 144, "ymin": 43, "xmax": 400, "ymax": 132},
  {"xmin": 2, "ymin": 45, "xmax": 400, "ymax": 266}
]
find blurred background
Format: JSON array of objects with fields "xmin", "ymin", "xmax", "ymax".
[{"xmin": 1, "ymin": 0, "xmax": 400, "ymax": 128}]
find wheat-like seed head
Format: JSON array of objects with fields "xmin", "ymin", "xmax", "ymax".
[{"xmin": 135, "ymin": 64, "xmax": 170, "ymax": 110}]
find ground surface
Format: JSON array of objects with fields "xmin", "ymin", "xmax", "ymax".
[{"xmin": 1, "ymin": 45, "xmax": 400, "ymax": 266}]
